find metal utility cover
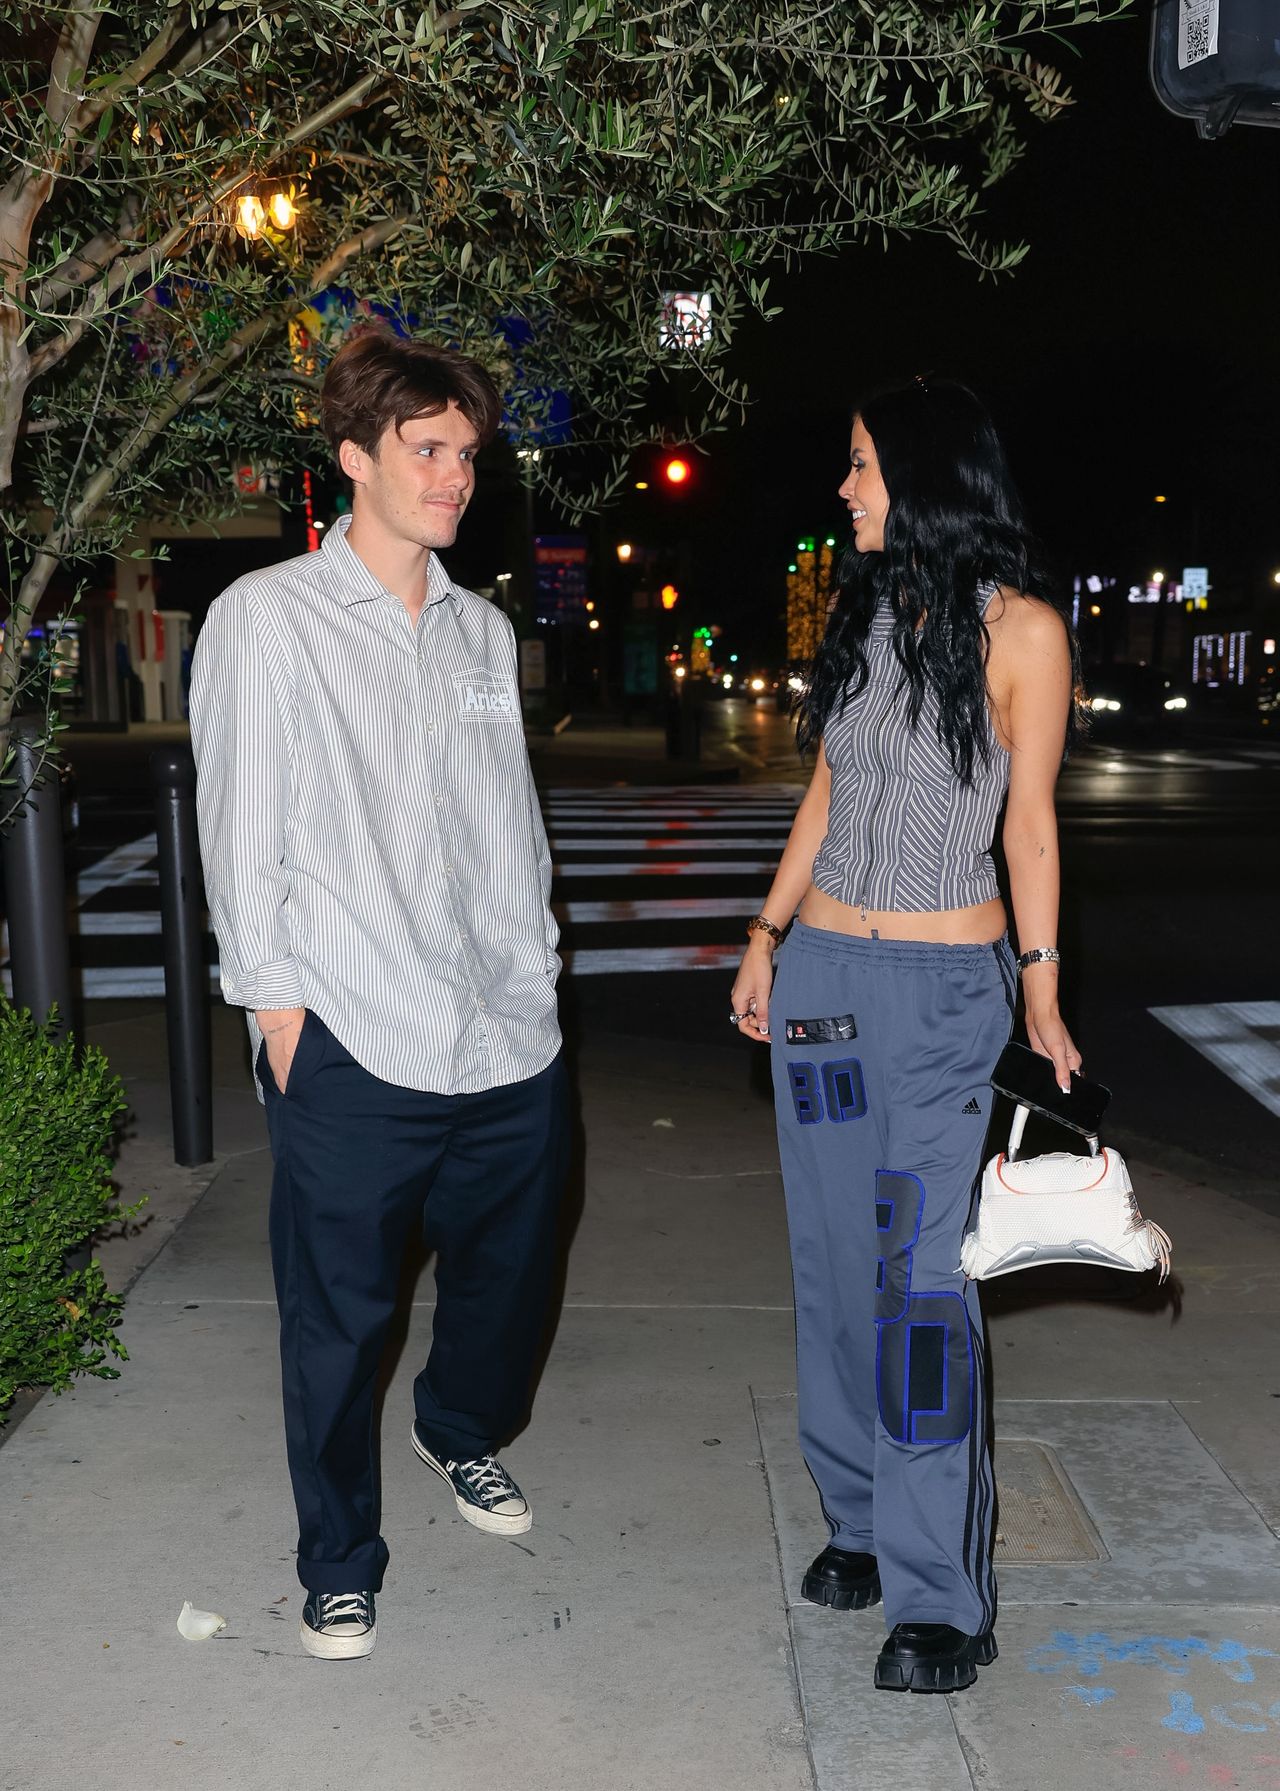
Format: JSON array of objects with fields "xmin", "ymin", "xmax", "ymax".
[{"xmin": 994, "ymin": 1438, "xmax": 1107, "ymax": 1564}]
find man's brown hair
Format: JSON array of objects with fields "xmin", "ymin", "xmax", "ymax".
[{"xmin": 320, "ymin": 328, "xmax": 502, "ymax": 460}]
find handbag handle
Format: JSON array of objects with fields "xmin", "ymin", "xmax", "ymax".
[{"xmin": 1007, "ymin": 1102, "xmax": 1100, "ymax": 1164}]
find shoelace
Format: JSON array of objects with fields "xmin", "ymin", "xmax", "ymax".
[
  {"xmin": 1124, "ymin": 1191, "xmax": 1173, "ymax": 1282},
  {"xmin": 457, "ymin": 1455, "xmax": 519, "ymax": 1507},
  {"xmin": 316, "ymin": 1591, "xmax": 373, "ymax": 1629},
  {"xmin": 1143, "ymin": 1220, "xmax": 1173, "ymax": 1283}
]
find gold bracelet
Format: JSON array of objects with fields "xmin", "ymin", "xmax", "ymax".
[{"xmin": 746, "ymin": 915, "xmax": 784, "ymax": 945}]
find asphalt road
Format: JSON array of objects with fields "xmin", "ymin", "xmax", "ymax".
[{"xmin": 28, "ymin": 705, "xmax": 1280, "ymax": 1207}]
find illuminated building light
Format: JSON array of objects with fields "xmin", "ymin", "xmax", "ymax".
[
  {"xmin": 302, "ymin": 469, "xmax": 319, "ymax": 552},
  {"xmin": 588, "ymin": 618, "xmax": 600, "ymax": 631},
  {"xmin": 616, "ymin": 543, "xmax": 633, "ymax": 563},
  {"xmin": 1163, "ymin": 696, "xmax": 1187, "ymax": 711},
  {"xmin": 635, "ymin": 481, "xmax": 649, "ymax": 491},
  {"xmin": 1154, "ymin": 494, "xmax": 1167, "ymax": 504},
  {"xmin": 1089, "ymin": 604, "xmax": 1102, "ymax": 617},
  {"xmin": 674, "ymin": 664, "xmax": 687, "ymax": 679},
  {"xmin": 1265, "ymin": 639, "xmax": 1277, "ymax": 656},
  {"xmin": 660, "ymin": 584, "xmax": 679, "ymax": 610}
]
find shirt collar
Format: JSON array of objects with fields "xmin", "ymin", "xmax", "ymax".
[{"xmin": 321, "ymin": 513, "xmax": 463, "ymax": 613}]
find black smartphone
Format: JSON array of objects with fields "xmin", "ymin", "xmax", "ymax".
[{"xmin": 990, "ymin": 1041, "xmax": 1111, "ymax": 1135}]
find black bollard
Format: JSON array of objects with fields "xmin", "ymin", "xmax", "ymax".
[
  {"xmin": 1, "ymin": 721, "xmax": 74, "ymax": 1038},
  {"xmin": 151, "ymin": 745, "xmax": 212, "ymax": 1166}
]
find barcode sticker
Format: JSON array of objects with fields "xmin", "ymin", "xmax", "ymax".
[{"xmin": 1178, "ymin": 0, "xmax": 1219, "ymax": 70}]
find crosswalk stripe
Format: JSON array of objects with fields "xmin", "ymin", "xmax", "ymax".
[
  {"xmin": 553, "ymin": 860, "xmax": 778, "ymax": 878},
  {"xmin": 564, "ymin": 944, "xmax": 744, "ymax": 976},
  {"xmin": 549, "ymin": 838, "xmax": 786, "ymax": 852},
  {"xmin": 75, "ymin": 832, "xmax": 160, "ymax": 899},
  {"xmin": 558, "ymin": 897, "xmax": 763, "ymax": 923},
  {"xmin": 1149, "ymin": 1002, "xmax": 1280, "ymax": 1122}
]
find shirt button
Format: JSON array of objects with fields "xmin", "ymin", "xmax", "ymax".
[{"xmin": 477, "ymin": 998, "xmax": 487, "ymax": 1010}]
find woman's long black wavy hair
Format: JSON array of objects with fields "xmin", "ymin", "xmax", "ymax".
[{"xmin": 795, "ymin": 377, "xmax": 1079, "ymax": 781}]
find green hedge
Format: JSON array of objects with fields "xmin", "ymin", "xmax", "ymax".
[{"xmin": 0, "ymin": 1003, "xmax": 140, "ymax": 1418}]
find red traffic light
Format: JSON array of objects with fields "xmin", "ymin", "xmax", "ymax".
[{"xmin": 663, "ymin": 456, "xmax": 691, "ymax": 486}]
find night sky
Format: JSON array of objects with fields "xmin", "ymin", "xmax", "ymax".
[{"xmin": 669, "ymin": 13, "xmax": 1280, "ymax": 659}]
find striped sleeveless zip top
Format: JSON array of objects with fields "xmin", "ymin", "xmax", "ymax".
[{"xmin": 810, "ymin": 595, "xmax": 1010, "ymax": 913}]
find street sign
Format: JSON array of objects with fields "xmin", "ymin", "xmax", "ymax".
[
  {"xmin": 534, "ymin": 535, "xmax": 590, "ymax": 625},
  {"xmin": 519, "ymin": 638, "xmax": 546, "ymax": 692},
  {"xmin": 623, "ymin": 622, "xmax": 659, "ymax": 695},
  {"xmin": 1150, "ymin": 0, "xmax": 1280, "ymax": 137},
  {"xmin": 1183, "ymin": 567, "xmax": 1209, "ymax": 600}
]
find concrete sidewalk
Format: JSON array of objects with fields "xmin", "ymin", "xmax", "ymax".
[{"xmin": 3, "ymin": 1005, "xmax": 1280, "ymax": 1791}]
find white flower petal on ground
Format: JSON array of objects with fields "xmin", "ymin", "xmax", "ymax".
[{"xmin": 176, "ymin": 1600, "xmax": 227, "ymax": 1641}]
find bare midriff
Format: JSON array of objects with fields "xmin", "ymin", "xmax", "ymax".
[{"xmin": 796, "ymin": 883, "xmax": 1007, "ymax": 945}]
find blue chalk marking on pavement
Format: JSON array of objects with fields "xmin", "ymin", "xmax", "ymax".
[
  {"xmin": 1027, "ymin": 1631, "xmax": 1279, "ymax": 1684},
  {"xmin": 1162, "ymin": 1691, "xmax": 1206, "ymax": 1735},
  {"xmin": 1209, "ymin": 1702, "xmax": 1270, "ymax": 1733},
  {"xmin": 1065, "ymin": 1685, "xmax": 1118, "ymax": 1708}
]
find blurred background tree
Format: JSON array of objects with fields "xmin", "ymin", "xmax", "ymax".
[{"xmin": 0, "ymin": 0, "xmax": 1128, "ymax": 791}]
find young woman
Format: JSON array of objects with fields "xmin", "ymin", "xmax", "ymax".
[{"xmin": 731, "ymin": 377, "xmax": 1080, "ymax": 1694}]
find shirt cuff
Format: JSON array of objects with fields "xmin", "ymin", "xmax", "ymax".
[{"xmin": 220, "ymin": 957, "xmax": 305, "ymax": 1010}]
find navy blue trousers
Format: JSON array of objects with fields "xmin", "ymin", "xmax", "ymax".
[
  {"xmin": 770, "ymin": 923, "xmax": 1015, "ymax": 1635},
  {"xmin": 260, "ymin": 1012, "xmax": 568, "ymax": 1594}
]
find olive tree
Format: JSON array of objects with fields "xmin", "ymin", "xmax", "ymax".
[{"xmin": 0, "ymin": 0, "xmax": 1128, "ymax": 790}]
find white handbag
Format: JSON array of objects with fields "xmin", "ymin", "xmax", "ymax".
[{"xmin": 960, "ymin": 1104, "xmax": 1172, "ymax": 1281}]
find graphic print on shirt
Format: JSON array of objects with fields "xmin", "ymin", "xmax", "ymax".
[
  {"xmin": 874, "ymin": 1169, "xmax": 973, "ymax": 1446},
  {"xmin": 454, "ymin": 670, "xmax": 519, "ymax": 720}
]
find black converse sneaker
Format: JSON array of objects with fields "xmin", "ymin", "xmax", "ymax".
[
  {"xmin": 300, "ymin": 1589, "xmax": 377, "ymax": 1661},
  {"xmin": 410, "ymin": 1422, "xmax": 532, "ymax": 1535}
]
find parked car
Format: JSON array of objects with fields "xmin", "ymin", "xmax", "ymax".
[{"xmin": 1083, "ymin": 664, "xmax": 1190, "ymax": 739}]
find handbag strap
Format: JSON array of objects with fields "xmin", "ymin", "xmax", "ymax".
[{"xmin": 1006, "ymin": 1102, "xmax": 1100, "ymax": 1163}]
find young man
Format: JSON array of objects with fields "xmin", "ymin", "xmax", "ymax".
[{"xmin": 190, "ymin": 330, "xmax": 567, "ymax": 1662}]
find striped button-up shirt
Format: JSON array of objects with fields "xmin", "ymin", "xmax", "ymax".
[{"xmin": 189, "ymin": 515, "xmax": 561, "ymax": 1095}]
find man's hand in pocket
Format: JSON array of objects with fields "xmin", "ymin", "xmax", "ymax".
[{"xmin": 256, "ymin": 1008, "xmax": 306, "ymax": 1092}]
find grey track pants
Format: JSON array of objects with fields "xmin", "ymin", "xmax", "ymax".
[{"xmin": 770, "ymin": 921, "xmax": 1016, "ymax": 1636}]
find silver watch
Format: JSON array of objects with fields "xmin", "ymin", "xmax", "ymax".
[{"xmin": 1016, "ymin": 946, "xmax": 1061, "ymax": 974}]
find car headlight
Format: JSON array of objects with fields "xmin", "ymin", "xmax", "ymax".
[
  {"xmin": 788, "ymin": 676, "xmax": 804, "ymax": 692},
  {"xmin": 1090, "ymin": 696, "xmax": 1122, "ymax": 712},
  {"xmin": 749, "ymin": 677, "xmax": 765, "ymax": 692},
  {"xmin": 1163, "ymin": 696, "xmax": 1187, "ymax": 711}
]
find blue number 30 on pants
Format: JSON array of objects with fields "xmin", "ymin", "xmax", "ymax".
[{"xmin": 874, "ymin": 1170, "xmax": 974, "ymax": 1446}]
